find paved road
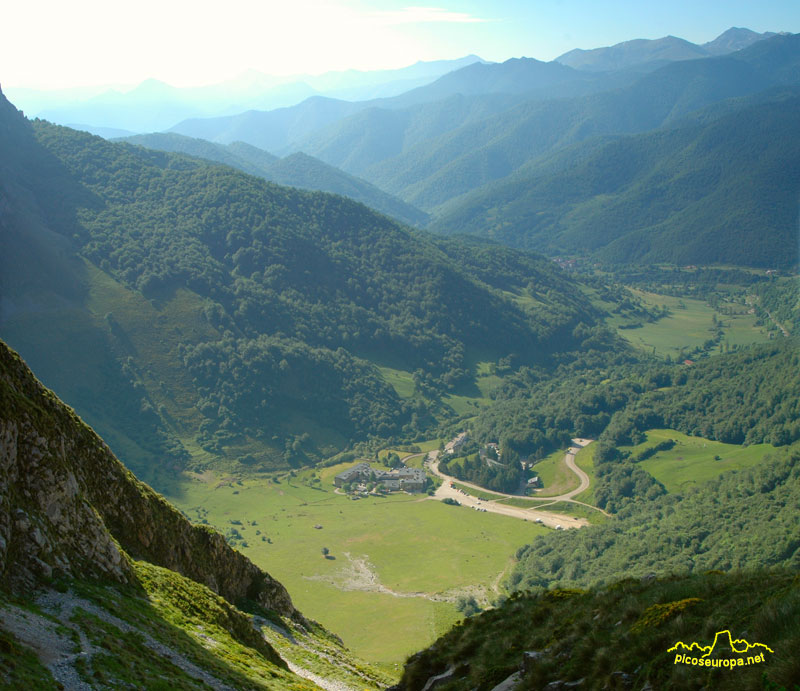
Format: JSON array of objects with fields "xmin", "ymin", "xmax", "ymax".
[
  {"xmin": 546, "ymin": 438, "xmax": 592, "ymax": 501},
  {"xmin": 528, "ymin": 439, "xmax": 610, "ymax": 517},
  {"xmin": 426, "ymin": 450, "xmax": 588, "ymax": 530},
  {"xmin": 426, "ymin": 437, "xmax": 610, "ymax": 528}
]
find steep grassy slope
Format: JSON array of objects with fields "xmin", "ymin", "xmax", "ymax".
[
  {"xmin": 0, "ymin": 339, "xmax": 295, "ymax": 612},
  {"xmin": 394, "ymin": 570, "xmax": 800, "ymax": 690},
  {"xmin": 0, "ymin": 338, "xmax": 391, "ymax": 689},
  {"xmin": 432, "ymin": 89, "xmax": 800, "ymax": 268}
]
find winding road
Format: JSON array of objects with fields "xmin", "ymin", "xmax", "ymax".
[{"xmin": 420, "ymin": 437, "xmax": 609, "ymax": 529}]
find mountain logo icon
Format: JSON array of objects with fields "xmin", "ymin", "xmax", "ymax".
[{"xmin": 669, "ymin": 630, "xmax": 773, "ymax": 669}]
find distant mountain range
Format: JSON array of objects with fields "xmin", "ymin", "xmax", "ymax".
[
  {"xmin": 5, "ymin": 56, "xmax": 485, "ymax": 134},
  {"xmin": 165, "ymin": 27, "xmax": 778, "ymax": 153},
  {"xmin": 315, "ymin": 33, "xmax": 800, "ymax": 210},
  {"xmin": 427, "ymin": 83, "xmax": 800, "ymax": 268},
  {"xmin": 555, "ymin": 27, "xmax": 777, "ymax": 72},
  {"xmin": 10, "ymin": 27, "xmax": 798, "ymax": 270}
]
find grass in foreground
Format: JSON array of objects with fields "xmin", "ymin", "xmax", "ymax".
[
  {"xmin": 1, "ymin": 562, "xmax": 326, "ymax": 691},
  {"xmin": 397, "ymin": 569, "xmax": 800, "ymax": 690},
  {"xmin": 0, "ymin": 623, "xmax": 59, "ymax": 689}
]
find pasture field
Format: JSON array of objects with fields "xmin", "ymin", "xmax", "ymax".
[
  {"xmin": 614, "ymin": 290, "xmax": 768, "ymax": 357},
  {"xmin": 378, "ymin": 440, "xmax": 441, "ymax": 467},
  {"xmin": 378, "ymin": 359, "xmax": 500, "ymax": 416},
  {"xmin": 529, "ymin": 448, "xmax": 579, "ymax": 497},
  {"xmin": 473, "ymin": 360, "xmax": 504, "ymax": 398},
  {"xmin": 493, "ymin": 499, "xmax": 607, "ymax": 525},
  {"xmin": 496, "ymin": 497, "xmax": 551, "ymax": 509},
  {"xmin": 377, "ymin": 366, "xmax": 415, "ymax": 399},
  {"xmin": 530, "ymin": 501, "xmax": 607, "ymax": 524},
  {"xmin": 168, "ymin": 464, "xmax": 546, "ymax": 665},
  {"xmin": 442, "ymin": 393, "xmax": 486, "ymax": 417},
  {"xmin": 621, "ymin": 429, "xmax": 775, "ymax": 493}
]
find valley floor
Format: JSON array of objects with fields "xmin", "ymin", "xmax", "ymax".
[{"xmin": 166, "ymin": 461, "xmax": 551, "ymax": 667}]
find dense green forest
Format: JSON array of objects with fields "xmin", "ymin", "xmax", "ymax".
[
  {"xmin": 596, "ymin": 342, "xmax": 800, "ymax": 448},
  {"xmin": 30, "ymin": 118, "xmax": 595, "ymax": 378},
  {"xmin": 754, "ymin": 276, "xmax": 799, "ymax": 336},
  {"xmin": 510, "ymin": 447, "xmax": 800, "ymax": 590},
  {"xmin": 181, "ymin": 334, "xmax": 407, "ymax": 456},
  {"xmin": 119, "ymin": 133, "xmax": 429, "ymax": 227},
  {"xmin": 432, "ymin": 89, "xmax": 800, "ymax": 268}
]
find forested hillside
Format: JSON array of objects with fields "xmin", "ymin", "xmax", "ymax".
[
  {"xmin": 119, "ymin": 132, "xmax": 428, "ymax": 226},
  {"xmin": 162, "ymin": 35, "xmax": 800, "ymax": 271},
  {"xmin": 0, "ymin": 89, "xmax": 599, "ymax": 480},
  {"xmin": 150, "ymin": 33, "xmax": 800, "ymax": 272},
  {"xmin": 432, "ymin": 89, "xmax": 800, "ymax": 268},
  {"xmin": 511, "ymin": 447, "xmax": 800, "ymax": 590},
  {"xmin": 316, "ymin": 33, "xmax": 800, "ymax": 212}
]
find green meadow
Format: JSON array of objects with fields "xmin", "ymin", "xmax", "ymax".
[
  {"xmin": 376, "ymin": 366, "xmax": 415, "ymax": 399},
  {"xmin": 167, "ymin": 463, "xmax": 546, "ymax": 666},
  {"xmin": 505, "ymin": 499, "xmax": 607, "ymax": 525},
  {"xmin": 529, "ymin": 448, "xmax": 579, "ymax": 497},
  {"xmin": 378, "ymin": 356, "xmax": 505, "ymax": 423},
  {"xmin": 614, "ymin": 290, "xmax": 768, "ymax": 358},
  {"xmin": 621, "ymin": 429, "xmax": 775, "ymax": 493}
]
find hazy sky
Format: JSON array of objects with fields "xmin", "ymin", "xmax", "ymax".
[{"xmin": 5, "ymin": 0, "xmax": 800, "ymax": 89}]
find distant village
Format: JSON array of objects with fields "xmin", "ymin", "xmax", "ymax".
[{"xmin": 334, "ymin": 433, "xmax": 544, "ymax": 498}]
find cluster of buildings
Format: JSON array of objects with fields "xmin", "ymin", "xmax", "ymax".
[{"xmin": 333, "ymin": 462, "xmax": 427, "ymax": 493}]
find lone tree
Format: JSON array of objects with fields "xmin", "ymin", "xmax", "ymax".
[{"xmin": 321, "ymin": 547, "xmax": 330, "ymax": 557}]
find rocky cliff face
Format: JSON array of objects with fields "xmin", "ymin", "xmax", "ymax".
[{"xmin": 0, "ymin": 339, "xmax": 297, "ymax": 618}]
